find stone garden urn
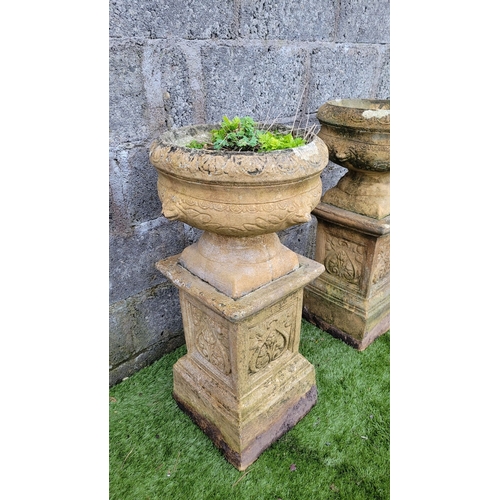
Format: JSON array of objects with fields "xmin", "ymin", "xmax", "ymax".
[
  {"xmin": 317, "ymin": 99, "xmax": 390, "ymax": 219},
  {"xmin": 303, "ymin": 99, "xmax": 390, "ymax": 351},
  {"xmin": 149, "ymin": 124, "xmax": 328, "ymax": 470}
]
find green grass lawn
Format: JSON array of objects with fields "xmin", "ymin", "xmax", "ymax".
[{"xmin": 109, "ymin": 320, "xmax": 390, "ymax": 500}]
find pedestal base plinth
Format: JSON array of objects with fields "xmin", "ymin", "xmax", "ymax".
[
  {"xmin": 156, "ymin": 253, "xmax": 324, "ymax": 470},
  {"xmin": 304, "ymin": 203, "xmax": 390, "ymax": 351},
  {"xmin": 173, "ymin": 357, "xmax": 317, "ymax": 471},
  {"xmin": 303, "ymin": 289, "xmax": 390, "ymax": 351}
]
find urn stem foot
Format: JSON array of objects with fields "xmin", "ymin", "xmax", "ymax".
[{"xmin": 179, "ymin": 232, "xmax": 299, "ymax": 298}]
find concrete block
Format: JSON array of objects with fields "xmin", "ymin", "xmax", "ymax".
[
  {"xmin": 109, "ymin": 0, "xmax": 237, "ymax": 39},
  {"xmin": 109, "ymin": 149, "xmax": 132, "ymax": 236},
  {"xmin": 109, "ymin": 39, "xmax": 151, "ymax": 145},
  {"xmin": 109, "ymin": 299, "xmax": 135, "ymax": 368},
  {"xmin": 376, "ymin": 47, "xmax": 390, "ymax": 99},
  {"xmin": 308, "ymin": 45, "xmax": 381, "ymax": 112},
  {"xmin": 133, "ymin": 284, "xmax": 183, "ymax": 351},
  {"xmin": 109, "ymin": 283, "xmax": 183, "ymax": 365},
  {"xmin": 202, "ymin": 44, "xmax": 308, "ymax": 123},
  {"xmin": 109, "ymin": 217, "xmax": 186, "ymax": 304},
  {"xmin": 321, "ymin": 161, "xmax": 348, "ymax": 194},
  {"xmin": 151, "ymin": 40, "xmax": 200, "ymax": 128},
  {"xmin": 336, "ymin": 0, "xmax": 390, "ymax": 43},
  {"xmin": 183, "ymin": 223, "xmax": 202, "ymax": 246},
  {"xmin": 109, "ymin": 39, "xmax": 194, "ymax": 145},
  {"xmin": 109, "ymin": 145, "xmax": 162, "ymax": 226},
  {"xmin": 109, "ymin": 283, "xmax": 185, "ymax": 386},
  {"xmin": 278, "ymin": 218, "xmax": 318, "ymax": 260},
  {"xmin": 240, "ymin": 0, "xmax": 336, "ymax": 40}
]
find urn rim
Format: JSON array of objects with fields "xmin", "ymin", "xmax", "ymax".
[
  {"xmin": 317, "ymin": 99, "xmax": 390, "ymax": 132},
  {"xmin": 149, "ymin": 123, "xmax": 329, "ymax": 184},
  {"xmin": 153, "ymin": 123, "xmax": 320, "ymax": 156}
]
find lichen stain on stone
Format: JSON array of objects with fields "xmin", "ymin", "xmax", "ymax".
[{"xmin": 362, "ymin": 109, "xmax": 390, "ymax": 119}]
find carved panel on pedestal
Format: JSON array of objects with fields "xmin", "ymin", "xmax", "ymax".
[
  {"xmin": 372, "ymin": 237, "xmax": 390, "ymax": 285},
  {"xmin": 247, "ymin": 295, "xmax": 297, "ymax": 375},
  {"xmin": 323, "ymin": 232, "xmax": 366, "ymax": 291},
  {"xmin": 185, "ymin": 300, "xmax": 231, "ymax": 376}
]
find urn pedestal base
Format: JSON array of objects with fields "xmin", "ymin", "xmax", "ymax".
[
  {"xmin": 156, "ymin": 253, "xmax": 324, "ymax": 471},
  {"xmin": 179, "ymin": 232, "xmax": 299, "ymax": 299},
  {"xmin": 321, "ymin": 170, "xmax": 390, "ymax": 220},
  {"xmin": 303, "ymin": 203, "xmax": 390, "ymax": 351}
]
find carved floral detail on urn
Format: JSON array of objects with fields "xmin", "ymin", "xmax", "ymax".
[{"xmin": 150, "ymin": 124, "xmax": 327, "ymax": 237}]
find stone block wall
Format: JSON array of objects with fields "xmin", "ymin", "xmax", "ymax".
[{"xmin": 109, "ymin": 0, "xmax": 390, "ymax": 386}]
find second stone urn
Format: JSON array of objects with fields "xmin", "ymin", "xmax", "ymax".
[
  {"xmin": 317, "ymin": 99, "xmax": 390, "ymax": 219},
  {"xmin": 149, "ymin": 124, "xmax": 328, "ymax": 470},
  {"xmin": 303, "ymin": 99, "xmax": 390, "ymax": 351}
]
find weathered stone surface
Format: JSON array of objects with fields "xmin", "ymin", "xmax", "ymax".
[
  {"xmin": 322, "ymin": 170, "xmax": 390, "ymax": 219},
  {"xmin": 109, "ymin": 283, "xmax": 185, "ymax": 386},
  {"xmin": 320, "ymin": 161, "xmax": 349, "ymax": 195},
  {"xmin": 150, "ymin": 40, "xmax": 200, "ymax": 128},
  {"xmin": 278, "ymin": 218, "xmax": 317, "ymax": 261},
  {"xmin": 109, "ymin": 39, "xmax": 151, "ymax": 145},
  {"xmin": 303, "ymin": 203, "xmax": 390, "ymax": 350},
  {"xmin": 240, "ymin": 0, "xmax": 336, "ymax": 40},
  {"xmin": 182, "ymin": 223, "xmax": 202, "ymax": 247},
  {"xmin": 109, "ymin": 333, "xmax": 185, "ymax": 386},
  {"xmin": 157, "ymin": 254, "xmax": 324, "ymax": 469},
  {"xmin": 109, "ymin": 39, "xmax": 194, "ymax": 145},
  {"xmin": 377, "ymin": 47, "xmax": 390, "ymax": 99},
  {"xmin": 336, "ymin": 0, "xmax": 390, "ymax": 43},
  {"xmin": 308, "ymin": 45, "xmax": 381, "ymax": 113},
  {"xmin": 109, "ymin": 0, "xmax": 237, "ymax": 39},
  {"xmin": 109, "ymin": 218, "xmax": 186, "ymax": 304},
  {"xmin": 109, "ymin": 145, "xmax": 162, "ymax": 227},
  {"xmin": 109, "ymin": 283, "xmax": 182, "ymax": 364},
  {"xmin": 201, "ymin": 44, "xmax": 308, "ymax": 122},
  {"xmin": 109, "ymin": 152, "xmax": 132, "ymax": 237}
]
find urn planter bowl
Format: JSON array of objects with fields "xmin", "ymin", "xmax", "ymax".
[
  {"xmin": 317, "ymin": 99, "xmax": 390, "ymax": 219},
  {"xmin": 150, "ymin": 124, "xmax": 328, "ymax": 298},
  {"xmin": 149, "ymin": 123, "xmax": 328, "ymax": 470}
]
